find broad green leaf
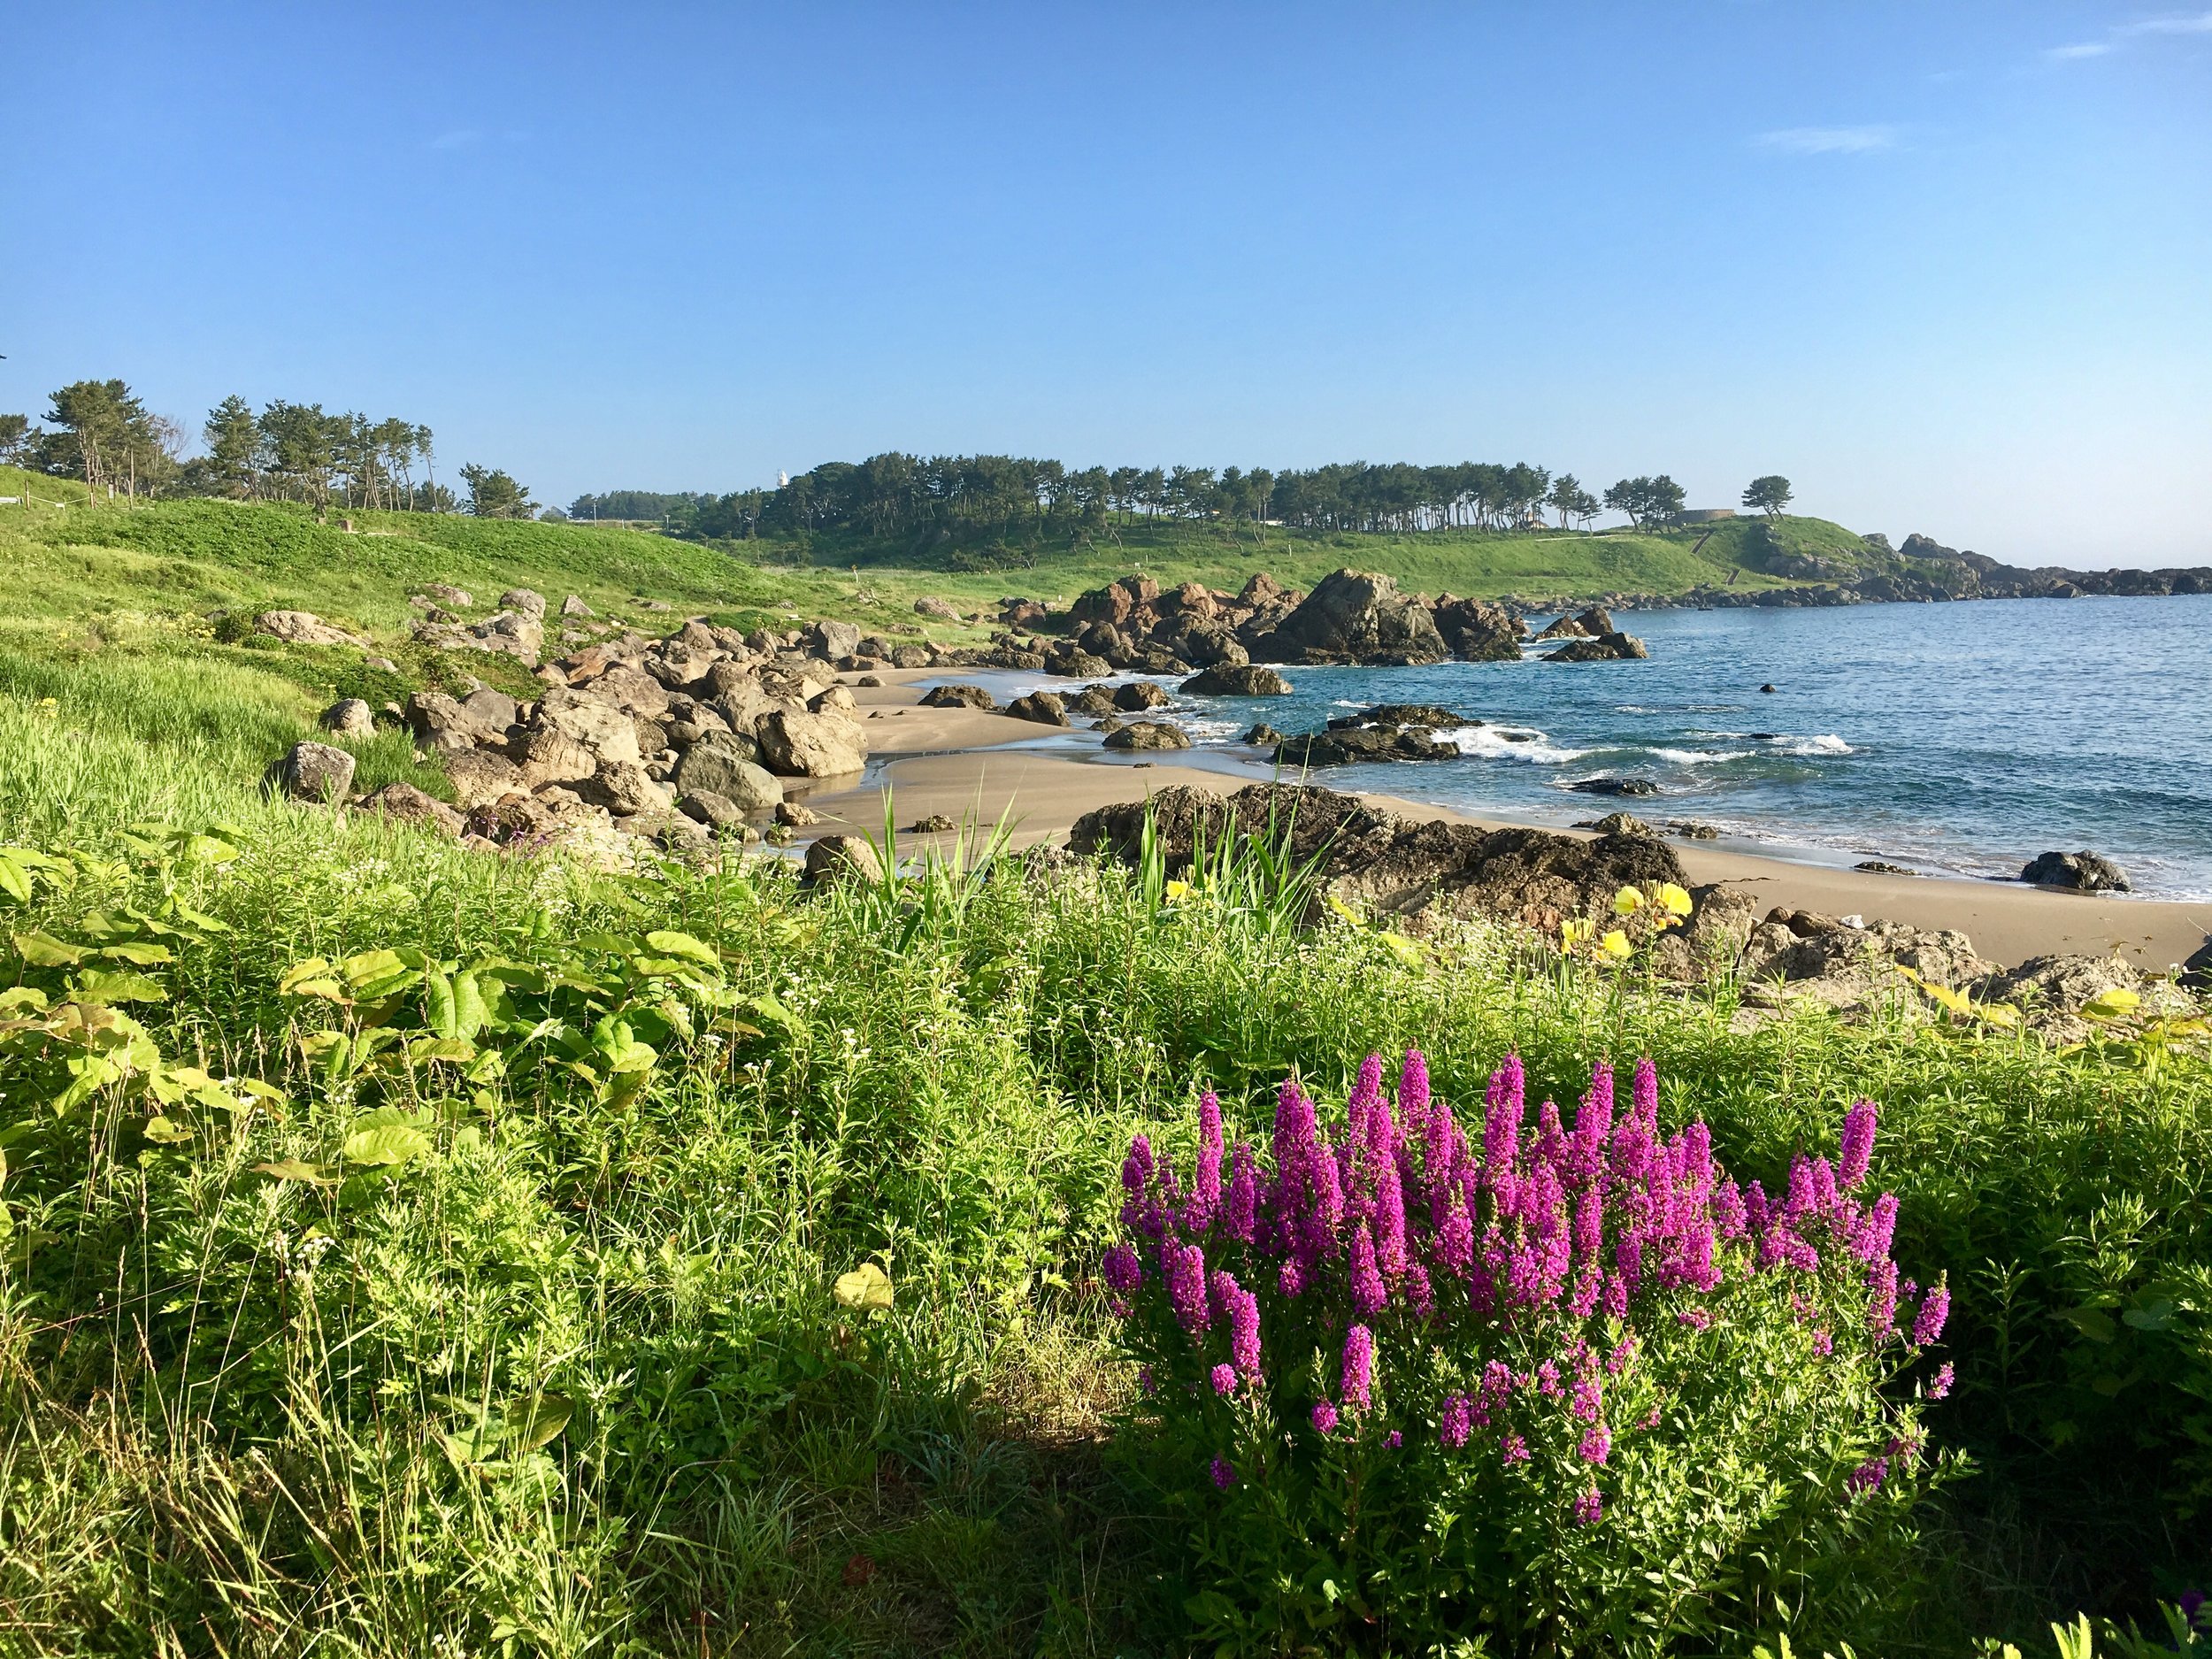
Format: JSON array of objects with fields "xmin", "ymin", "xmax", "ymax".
[
  {"xmin": 98, "ymin": 941, "xmax": 173, "ymax": 966},
  {"xmin": 424, "ymin": 970, "xmax": 458, "ymax": 1040},
  {"xmin": 341, "ymin": 1124, "xmax": 431, "ymax": 1167},
  {"xmin": 141, "ymin": 1116, "xmax": 194, "ymax": 1145},
  {"xmin": 280, "ymin": 959, "xmax": 344, "ymax": 1000},
  {"xmin": 606, "ymin": 1041, "xmax": 657, "ymax": 1073},
  {"xmin": 177, "ymin": 834, "xmax": 239, "ymax": 864},
  {"xmin": 833, "ymin": 1261, "xmax": 894, "ymax": 1312},
  {"xmin": 2082, "ymin": 987, "xmax": 2141, "ymax": 1020},
  {"xmin": 409, "ymin": 1036, "xmax": 479, "ymax": 1063},
  {"xmin": 2062, "ymin": 1305, "xmax": 2117, "ymax": 1344},
  {"xmin": 254, "ymin": 1158, "xmax": 341, "ymax": 1184},
  {"xmin": 13, "ymin": 932, "xmax": 88, "ymax": 967},
  {"xmin": 643, "ymin": 929, "xmax": 719, "ymax": 966},
  {"xmin": 505, "ymin": 1394, "xmax": 573, "ymax": 1453},
  {"xmin": 450, "ymin": 971, "xmax": 487, "ymax": 1042},
  {"xmin": 73, "ymin": 970, "xmax": 167, "ymax": 1005},
  {"xmin": 0, "ymin": 856, "xmax": 29, "ymax": 903}
]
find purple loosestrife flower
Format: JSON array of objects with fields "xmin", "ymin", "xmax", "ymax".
[
  {"xmin": 1571, "ymin": 1376, "xmax": 1602, "ymax": 1423},
  {"xmin": 1714, "ymin": 1178, "xmax": 1747, "ymax": 1240},
  {"xmin": 1227, "ymin": 1282, "xmax": 1262, "ymax": 1379},
  {"xmin": 1137, "ymin": 1366, "xmax": 1155, "ymax": 1394},
  {"xmin": 1440, "ymin": 1394, "xmax": 1473, "ymax": 1448},
  {"xmin": 1386, "ymin": 1430, "xmax": 1403, "ymax": 1448},
  {"xmin": 1102, "ymin": 1244, "xmax": 1142, "ymax": 1294},
  {"xmin": 1578, "ymin": 1426, "xmax": 1612, "ymax": 1465},
  {"xmin": 1373, "ymin": 1159, "xmax": 1409, "ymax": 1275},
  {"xmin": 1632, "ymin": 1055, "xmax": 1657, "ymax": 1122},
  {"xmin": 1278, "ymin": 1257, "xmax": 1305, "ymax": 1297},
  {"xmin": 1348, "ymin": 1225, "xmax": 1388, "ymax": 1317},
  {"xmin": 1310, "ymin": 1399, "xmax": 1339, "ymax": 1435},
  {"xmin": 1341, "ymin": 1325, "xmax": 1376, "ymax": 1412},
  {"xmin": 1837, "ymin": 1099, "xmax": 1878, "ymax": 1189},
  {"xmin": 1122, "ymin": 1135, "xmax": 1154, "ymax": 1201},
  {"xmin": 1402, "ymin": 1262, "xmax": 1435, "ymax": 1319},
  {"xmin": 1437, "ymin": 1191, "xmax": 1475, "ymax": 1279},
  {"xmin": 1210, "ymin": 1455, "xmax": 1234, "ymax": 1490},
  {"xmin": 1847, "ymin": 1456, "xmax": 1888, "ymax": 1496},
  {"xmin": 1167, "ymin": 1242, "xmax": 1211, "ymax": 1335},
  {"xmin": 1812, "ymin": 1328, "xmax": 1834, "ymax": 1358},
  {"xmin": 1188, "ymin": 1091, "xmax": 1225, "ymax": 1233},
  {"xmin": 1210, "ymin": 1363, "xmax": 1237, "ymax": 1397},
  {"xmin": 1534, "ymin": 1097, "xmax": 1567, "ymax": 1169},
  {"xmin": 1306, "ymin": 1145, "xmax": 1347, "ymax": 1256},
  {"xmin": 1400, "ymin": 1048, "xmax": 1432, "ymax": 1146},
  {"xmin": 1853, "ymin": 1192, "xmax": 1899, "ymax": 1263},
  {"xmin": 1571, "ymin": 1062, "xmax": 1615, "ymax": 1183},
  {"xmin": 1913, "ymin": 1282, "xmax": 1950, "ymax": 1347},
  {"xmin": 1573, "ymin": 1487, "xmax": 1603, "ymax": 1525},
  {"xmin": 1224, "ymin": 1144, "xmax": 1259, "ymax": 1243},
  {"xmin": 1601, "ymin": 1271, "xmax": 1628, "ymax": 1320},
  {"xmin": 1928, "ymin": 1362, "xmax": 1955, "ymax": 1401},
  {"xmin": 1502, "ymin": 1432, "xmax": 1531, "ymax": 1463}
]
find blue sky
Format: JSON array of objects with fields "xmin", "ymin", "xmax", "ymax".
[{"xmin": 4, "ymin": 3, "xmax": 2208, "ymax": 564}]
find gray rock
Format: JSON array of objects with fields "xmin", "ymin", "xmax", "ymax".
[
  {"xmin": 1111, "ymin": 680, "xmax": 1170, "ymax": 712},
  {"xmin": 675, "ymin": 737, "xmax": 784, "ymax": 811},
  {"xmin": 1543, "ymin": 632, "xmax": 1649, "ymax": 663},
  {"xmin": 461, "ymin": 687, "xmax": 519, "ymax": 732},
  {"xmin": 807, "ymin": 618, "xmax": 863, "ymax": 660},
  {"xmin": 909, "ymin": 814, "xmax": 957, "ymax": 833},
  {"xmin": 1432, "ymin": 596, "xmax": 1525, "ymax": 661},
  {"xmin": 803, "ymin": 833, "xmax": 885, "ymax": 886},
  {"xmin": 424, "ymin": 583, "xmax": 473, "ymax": 609},
  {"xmin": 1181, "ymin": 664, "xmax": 1294, "ymax": 696},
  {"xmin": 1569, "ymin": 778, "xmax": 1659, "ymax": 797},
  {"xmin": 1005, "ymin": 690, "xmax": 1069, "ymax": 726},
  {"xmin": 319, "ymin": 697, "xmax": 376, "ymax": 737},
  {"xmin": 497, "ymin": 588, "xmax": 549, "ymax": 621},
  {"xmin": 1574, "ymin": 812, "xmax": 1656, "ymax": 836},
  {"xmin": 891, "ymin": 644, "xmax": 933, "ymax": 669},
  {"xmin": 1276, "ymin": 726, "xmax": 1460, "ymax": 765},
  {"xmin": 1667, "ymin": 820, "xmax": 1721, "ymax": 841},
  {"xmin": 678, "ymin": 789, "xmax": 747, "ymax": 829},
  {"xmin": 404, "ymin": 690, "xmax": 505, "ymax": 753},
  {"xmin": 1855, "ymin": 860, "xmax": 1916, "ymax": 875},
  {"xmin": 534, "ymin": 689, "xmax": 642, "ymax": 765},
  {"xmin": 914, "ymin": 596, "xmax": 963, "ymax": 620},
  {"xmin": 561, "ymin": 594, "xmax": 593, "ymax": 617},
  {"xmin": 262, "ymin": 741, "xmax": 356, "ymax": 803},
  {"xmin": 255, "ymin": 610, "xmax": 366, "ymax": 648},
  {"xmin": 1068, "ymin": 686, "xmax": 1120, "ymax": 717},
  {"xmin": 1242, "ymin": 723, "xmax": 1285, "ymax": 747},
  {"xmin": 468, "ymin": 610, "xmax": 545, "ymax": 664},
  {"xmin": 511, "ymin": 726, "xmax": 600, "ymax": 790},
  {"xmin": 357, "ymin": 781, "xmax": 465, "ymax": 838},
  {"xmin": 920, "ymin": 683, "xmax": 996, "ymax": 710},
  {"xmin": 584, "ymin": 759, "xmax": 675, "ymax": 818},
  {"xmin": 756, "ymin": 710, "xmax": 868, "ymax": 777},
  {"xmin": 2020, "ymin": 850, "xmax": 2131, "ymax": 893},
  {"xmin": 808, "ymin": 683, "xmax": 857, "ymax": 715},
  {"xmin": 444, "ymin": 748, "xmax": 523, "ymax": 809},
  {"xmin": 775, "ymin": 800, "xmax": 821, "ymax": 827},
  {"xmin": 1103, "ymin": 721, "xmax": 1191, "ymax": 751},
  {"xmin": 1263, "ymin": 569, "xmax": 1448, "ymax": 665}
]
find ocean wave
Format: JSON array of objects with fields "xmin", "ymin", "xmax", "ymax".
[
  {"xmin": 1693, "ymin": 731, "xmax": 1856, "ymax": 757},
  {"xmin": 1445, "ymin": 726, "xmax": 1588, "ymax": 764},
  {"xmin": 1653, "ymin": 747, "xmax": 1755, "ymax": 765}
]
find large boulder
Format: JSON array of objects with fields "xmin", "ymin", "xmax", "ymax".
[
  {"xmin": 1276, "ymin": 726, "xmax": 1462, "ymax": 765},
  {"xmin": 757, "ymin": 710, "xmax": 867, "ymax": 777},
  {"xmin": 1103, "ymin": 721, "xmax": 1191, "ymax": 751},
  {"xmin": 914, "ymin": 596, "xmax": 963, "ymax": 621},
  {"xmin": 404, "ymin": 690, "xmax": 507, "ymax": 754},
  {"xmin": 808, "ymin": 618, "xmax": 863, "ymax": 660},
  {"xmin": 1739, "ymin": 912, "xmax": 1994, "ymax": 1012},
  {"xmin": 582, "ymin": 760, "xmax": 675, "ymax": 818},
  {"xmin": 919, "ymin": 683, "xmax": 995, "ymax": 710},
  {"xmin": 468, "ymin": 610, "xmax": 545, "ymax": 663},
  {"xmin": 1182, "ymin": 664, "xmax": 1294, "ymax": 696},
  {"xmin": 261, "ymin": 741, "xmax": 355, "ymax": 803},
  {"xmin": 674, "ymin": 737, "xmax": 784, "ymax": 811},
  {"xmin": 534, "ymin": 689, "xmax": 642, "ymax": 766},
  {"xmin": 803, "ymin": 833, "xmax": 885, "ymax": 887},
  {"xmin": 2019, "ymin": 850, "xmax": 2131, "ymax": 893},
  {"xmin": 1544, "ymin": 632, "xmax": 1648, "ymax": 664},
  {"xmin": 1112, "ymin": 680, "xmax": 1170, "ymax": 712},
  {"xmin": 511, "ymin": 726, "xmax": 600, "ymax": 790},
  {"xmin": 357, "ymin": 781, "xmax": 465, "ymax": 838},
  {"xmin": 1432, "ymin": 596, "xmax": 1525, "ymax": 662},
  {"xmin": 497, "ymin": 588, "xmax": 549, "ymax": 621},
  {"xmin": 1005, "ymin": 691, "xmax": 1070, "ymax": 726},
  {"xmin": 1068, "ymin": 782, "xmax": 1686, "ymax": 932},
  {"xmin": 319, "ymin": 697, "xmax": 377, "ymax": 737},
  {"xmin": 444, "ymin": 749, "xmax": 523, "ymax": 809},
  {"xmin": 1263, "ymin": 570, "xmax": 1448, "ymax": 665},
  {"xmin": 255, "ymin": 611, "xmax": 367, "ymax": 648}
]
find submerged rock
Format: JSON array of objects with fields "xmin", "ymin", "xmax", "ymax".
[
  {"xmin": 1569, "ymin": 778, "xmax": 1659, "ymax": 797},
  {"xmin": 1543, "ymin": 631, "xmax": 1649, "ymax": 664}
]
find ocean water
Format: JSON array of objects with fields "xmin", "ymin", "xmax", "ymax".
[{"xmin": 946, "ymin": 594, "xmax": 2212, "ymax": 900}]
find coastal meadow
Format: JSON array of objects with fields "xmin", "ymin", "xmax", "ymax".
[{"xmin": 0, "ymin": 731, "xmax": 2205, "ymax": 1653}]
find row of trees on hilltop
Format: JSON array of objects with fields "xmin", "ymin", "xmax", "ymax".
[
  {"xmin": 0, "ymin": 379, "xmax": 539, "ymax": 518},
  {"xmin": 611, "ymin": 456, "xmax": 1798, "ymax": 545}
]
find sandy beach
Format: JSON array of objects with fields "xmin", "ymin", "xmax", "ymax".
[{"xmin": 791, "ymin": 673, "xmax": 2212, "ymax": 972}]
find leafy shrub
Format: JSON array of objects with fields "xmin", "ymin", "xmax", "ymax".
[{"xmin": 1104, "ymin": 1052, "xmax": 1955, "ymax": 1656}]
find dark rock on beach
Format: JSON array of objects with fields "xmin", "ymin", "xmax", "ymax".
[
  {"xmin": 1103, "ymin": 721, "xmax": 1191, "ymax": 751},
  {"xmin": 1181, "ymin": 664, "xmax": 1294, "ymax": 696},
  {"xmin": 2019, "ymin": 850, "xmax": 2131, "ymax": 893},
  {"xmin": 920, "ymin": 684, "xmax": 996, "ymax": 710},
  {"xmin": 1262, "ymin": 570, "xmax": 1449, "ymax": 665}
]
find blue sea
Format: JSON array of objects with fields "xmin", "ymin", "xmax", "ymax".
[{"xmin": 945, "ymin": 594, "xmax": 2212, "ymax": 900}]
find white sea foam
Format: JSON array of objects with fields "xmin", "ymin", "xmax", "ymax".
[
  {"xmin": 1653, "ymin": 747, "xmax": 1754, "ymax": 764},
  {"xmin": 1444, "ymin": 726, "xmax": 1588, "ymax": 764},
  {"xmin": 1790, "ymin": 733, "xmax": 1853, "ymax": 755}
]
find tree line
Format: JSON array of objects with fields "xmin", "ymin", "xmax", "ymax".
[
  {"xmin": 587, "ymin": 456, "xmax": 1795, "ymax": 544},
  {"xmin": 0, "ymin": 378, "xmax": 538, "ymax": 518}
]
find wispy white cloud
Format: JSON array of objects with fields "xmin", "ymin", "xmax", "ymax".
[
  {"xmin": 2120, "ymin": 10, "xmax": 2212, "ymax": 33},
  {"xmin": 2045, "ymin": 10, "xmax": 2212, "ymax": 62},
  {"xmin": 429, "ymin": 128, "xmax": 482, "ymax": 150},
  {"xmin": 1755, "ymin": 125, "xmax": 1898, "ymax": 155}
]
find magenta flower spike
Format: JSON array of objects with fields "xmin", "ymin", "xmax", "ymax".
[
  {"xmin": 1837, "ymin": 1099, "xmax": 1878, "ymax": 1188},
  {"xmin": 1348, "ymin": 1223, "xmax": 1387, "ymax": 1317},
  {"xmin": 1341, "ymin": 1324, "xmax": 1376, "ymax": 1411},
  {"xmin": 1224, "ymin": 1143, "xmax": 1259, "ymax": 1243},
  {"xmin": 1912, "ymin": 1282, "xmax": 1950, "ymax": 1347},
  {"xmin": 1399, "ymin": 1048, "xmax": 1432, "ymax": 1142},
  {"xmin": 1189, "ymin": 1090, "xmax": 1225, "ymax": 1233},
  {"xmin": 1168, "ymin": 1241, "xmax": 1211, "ymax": 1335},
  {"xmin": 1310, "ymin": 1398, "xmax": 1339, "ymax": 1434}
]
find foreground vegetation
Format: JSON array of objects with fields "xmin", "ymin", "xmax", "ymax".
[{"xmin": 0, "ymin": 486, "xmax": 2206, "ymax": 1654}]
